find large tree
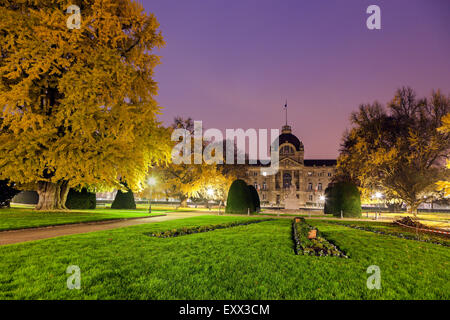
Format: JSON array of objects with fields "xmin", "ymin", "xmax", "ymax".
[
  {"xmin": 436, "ymin": 113, "xmax": 450, "ymax": 196},
  {"xmin": 338, "ymin": 87, "xmax": 449, "ymax": 215},
  {"xmin": 0, "ymin": 1, "xmax": 170, "ymax": 210}
]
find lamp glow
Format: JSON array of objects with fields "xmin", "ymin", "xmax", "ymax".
[
  {"xmin": 148, "ymin": 177, "xmax": 156, "ymax": 186},
  {"xmin": 207, "ymin": 188, "xmax": 214, "ymax": 196}
]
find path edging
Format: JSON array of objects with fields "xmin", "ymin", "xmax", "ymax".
[{"xmin": 0, "ymin": 214, "xmax": 167, "ymax": 234}]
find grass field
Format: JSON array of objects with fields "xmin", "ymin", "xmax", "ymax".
[
  {"xmin": 0, "ymin": 215, "xmax": 448, "ymax": 299},
  {"xmin": 323, "ymin": 220, "xmax": 450, "ymax": 246},
  {"xmin": 0, "ymin": 207, "xmax": 167, "ymax": 231}
]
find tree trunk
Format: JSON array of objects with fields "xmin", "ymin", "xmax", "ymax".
[
  {"xmin": 58, "ymin": 181, "xmax": 70, "ymax": 209},
  {"xmin": 180, "ymin": 196, "xmax": 188, "ymax": 208},
  {"xmin": 35, "ymin": 181, "xmax": 69, "ymax": 210},
  {"xmin": 407, "ymin": 203, "xmax": 419, "ymax": 217}
]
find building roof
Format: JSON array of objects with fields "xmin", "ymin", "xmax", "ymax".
[
  {"xmin": 278, "ymin": 132, "xmax": 304, "ymax": 151},
  {"xmin": 304, "ymin": 159, "xmax": 337, "ymax": 167}
]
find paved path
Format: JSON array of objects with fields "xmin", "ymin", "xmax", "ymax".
[{"xmin": 0, "ymin": 212, "xmax": 208, "ymax": 246}]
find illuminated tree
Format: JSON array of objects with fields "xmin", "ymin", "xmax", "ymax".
[
  {"xmin": 338, "ymin": 88, "xmax": 449, "ymax": 215},
  {"xmin": 149, "ymin": 117, "xmax": 235, "ymax": 207},
  {"xmin": 436, "ymin": 113, "xmax": 450, "ymax": 196},
  {"xmin": 0, "ymin": 1, "xmax": 170, "ymax": 209}
]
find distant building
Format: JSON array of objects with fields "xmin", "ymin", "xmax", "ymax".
[{"xmin": 242, "ymin": 124, "xmax": 336, "ymax": 208}]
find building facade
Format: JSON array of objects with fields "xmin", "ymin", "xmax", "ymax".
[{"xmin": 243, "ymin": 124, "xmax": 336, "ymax": 208}]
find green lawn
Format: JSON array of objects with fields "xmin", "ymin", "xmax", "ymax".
[
  {"xmin": 322, "ymin": 220, "xmax": 450, "ymax": 246},
  {"xmin": 0, "ymin": 216, "xmax": 448, "ymax": 299},
  {"xmin": 0, "ymin": 208, "xmax": 167, "ymax": 231},
  {"xmin": 256, "ymin": 212, "xmax": 334, "ymax": 218}
]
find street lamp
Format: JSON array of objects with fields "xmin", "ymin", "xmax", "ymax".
[
  {"xmin": 147, "ymin": 177, "xmax": 156, "ymax": 213},
  {"xmin": 206, "ymin": 188, "xmax": 214, "ymax": 211},
  {"xmin": 373, "ymin": 192, "xmax": 383, "ymax": 220}
]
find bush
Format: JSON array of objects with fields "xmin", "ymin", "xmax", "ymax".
[
  {"xmin": 0, "ymin": 180, "xmax": 20, "ymax": 208},
  {"xmin": 65, "ymin": 188, "xmax": 96, "ymax": 209},
  {"xmin": 225, "ymin": 179, "xmax": 255, "ymax": 214},
  {"xmin": 12, "ymin": 190, "xmax": 39, "ymax": 205},
  {"xmin": 111, "ymin": 188, "xmax": 136, "ymax": 209},
  {"xmin": 324, "ymin": 181, "xmax": 361, "ymax": 217},
  {"xmin": 247, "ymin": 185, "xmax": 261, "ymax": 212}
]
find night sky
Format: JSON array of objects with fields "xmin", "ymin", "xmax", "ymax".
[{"xmin": 141, "ymin": 0, "xmax": 450, "ymax": 159}]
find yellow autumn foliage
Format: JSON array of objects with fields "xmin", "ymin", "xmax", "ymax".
[{"xmin": 0, "ymin": 1, "xmax": 171, "ymax": 202}]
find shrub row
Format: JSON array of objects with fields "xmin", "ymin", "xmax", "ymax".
[
  {"xmin": 325, "ymin": 221, "xmax": 450, "ymax": 247},
  {"xmin": 146, "ymin": 219, "xmax": 273, "ymax": 238},
  {"xmin": 292, "ymin": 218, "xmax": 348, "ymax": 258}
]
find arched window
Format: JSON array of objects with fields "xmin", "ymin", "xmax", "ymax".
[
  {"xmin": 307, "ymin": 183, "xmax": 313, "ymax": 191},
  {"xmin": 281, "ymin": 145, "xmax": 294, "ymax": 155}
]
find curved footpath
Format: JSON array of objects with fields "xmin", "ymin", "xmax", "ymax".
[{"xmin": 0, "ymin": 212, "xmax": 206, "ymax": 246}]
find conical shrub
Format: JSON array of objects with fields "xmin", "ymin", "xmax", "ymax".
[{"xmin": 225, "ymin": 179, "xmax": 255, "ymax": 214}]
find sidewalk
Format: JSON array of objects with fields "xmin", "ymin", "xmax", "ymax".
[{"xmin": 0, "ymin": 212, "xmax": 207, "ymax": 246}]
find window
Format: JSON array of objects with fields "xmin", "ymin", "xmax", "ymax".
[
  {"xmin": 328, "ymin": 172, "xmax": 332, "ymax": 177},
  {"xmin": 307, "ymin": 183, "xmax": 313, "ymax": 191},
  {"xmin": 253, "ymin": 171, "xmax": 258, "ymax": 176},
  {"xmin": 283, "ymin": 173, "xmax": 292, "ymax": 188},
  {"xmin": 281, "ymin": 145, "xmax": 294, "ymax": 155},
  {"xmin": 254, "ymin": 182, "xmax": 258, "ymax": 189},
  {"xmin": 309, "ymin": 195, "xmax": 313, "ymax": 201},
  {"xmin": 262, "ymin": 181, "xmax": 267, "ymax": 190},
  {"xmin": 318, "ymin": 183, "xmax": 322, "ymax": 191}
]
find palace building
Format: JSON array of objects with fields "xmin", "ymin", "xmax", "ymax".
[{"xmin": 243, "ymin": 124, "xmax": 336, "ymax": 209}]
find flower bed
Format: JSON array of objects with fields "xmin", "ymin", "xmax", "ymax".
[
  {"xmin": 325, "ymin": 221, "xmax": 450, "ymax": 247},
  {"xmin": 146, "ymin": 219, "xmax": 273, "ymax": 238},
  {"xmin": 394, "ymin": 216, "xmax": 450, "ymax": 235},
  {"xmin": 292, "ymin": 217, "xmax": 348, "ymax": 258}
]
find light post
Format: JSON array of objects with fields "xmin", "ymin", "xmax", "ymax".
[
  {"xmin": 206, "ymin": 188, "xmax": 214, "ymax": 211},
  {"xmin": 319, "ymin": 195, "xmax": 326, "ymax": 218},
  {"xmin": 373, "ymin": 192, "xmax": 383, "ymax": 219},
  {"xmin": 147, "ymin": 177, "xmax": 156, "ymax": 213}
]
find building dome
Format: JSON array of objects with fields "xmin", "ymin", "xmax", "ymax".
[{"xmin": 278, "ymin": 125, "xmax": 304, "ymax": 151}]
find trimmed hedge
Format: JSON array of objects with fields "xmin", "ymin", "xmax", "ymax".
[
  {"xmin": 324, "ymin": 181, "xmax": 361, "ymax": 218},
  {"xmin": 247, "ymin": 185, "xmax": 261, "ymax": 212},
  {"xmin": 292, "ymin": 218, "xmax": 348, "ymax": 257},
  {"xmin": 146, "ymin": 219, "xmax": 272, "ymax": 238},
  {"xmin": 111, "ymin": 188, "xmax": 136, "ymax": 209},
  {"xmin": 0, "ymin": 180, "xmax": 20, "ymax": 208},
  {"xmin": 225, "ymin": 179, "xmax": 255, "ymax": 214},
  {"xmin": 65, "ymin": 188, "xmax": 96, "ymax": 209}
]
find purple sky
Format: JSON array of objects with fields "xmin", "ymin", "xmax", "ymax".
[{"xmin": 142, "ymin": 0, "xmax": 450, "ymax": 159}]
